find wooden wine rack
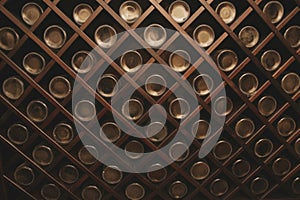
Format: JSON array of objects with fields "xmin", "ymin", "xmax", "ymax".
[{"xmin": 0, "ymin": 0, "xmax": 300, "ymax": 199}]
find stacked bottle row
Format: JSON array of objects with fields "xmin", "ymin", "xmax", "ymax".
[
  {"xmin": 2, "ymin": 72, "xmax": 298, "ymax": 126},
  {"xmin": 12, "ymin": 159, "xmax": 300, "ymax": 199},
  {"xmin": 7, "ymin": 119, "xmax": 299, "ymax": 171},
  {"xmin": 1, "ymin": 1, "xmax": 299, "ymax": 51}
]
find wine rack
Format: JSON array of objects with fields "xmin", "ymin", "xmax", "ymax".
[{"xmin": 0, "ymin": 0, "xmax": 299, "ymax": 199}]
